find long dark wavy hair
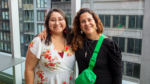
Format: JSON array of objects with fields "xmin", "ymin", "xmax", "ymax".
[
  {"xmin": 71, "ymin": 8, "xmax": 104, "ymax": 51},
  {"xmin": 44, "ymin": 8, "xmax": 71, "ymax": 45}
]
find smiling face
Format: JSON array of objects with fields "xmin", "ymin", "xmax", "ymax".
[
  {"xmin": 49, "ymin": 12, "xmax": 66, "ymax": 34},
  {"xmin": 79, "ymin": 12, "xmax": 97, "ymax": 35}
]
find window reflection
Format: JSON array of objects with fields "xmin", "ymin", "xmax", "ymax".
[
  {"xmin": 37, "ymin": 0, "xmax": 47, "ymax": 8},
  {"xmin": 129, "ymin": 15, "xmax": 143, "ymax": 29},
  {"xmin": 24, "ymin": 23, "xmax": 34, "ymax": 33},
  {"xmin": 66, "ymin": 14, "xmax": 71, "ymax": 26},
  {"xmin": 24, "ymin": 10, "xmax": 34, "ymax": 22},
  {"xmin": 1, "ymin": 0, "xmax": 9, "ymax": 8},
  {"xmin": 0, "ymin": 21, "xmax": 2, "ymax": 30},
  {"xmin": 37, "ymin": 23, "xmax": 44, "ymax": 34},
  {"xmin": 99, "ymin": 15, "xmax": 110, "ymax": 27},
  {"xmin": 122, "ymin": 61, "xmax": 140, "ymax": 79},
  {"xmin": 2, "ymin": 11, "xmax": 9, "ymax": 20},
  {"xmin": 113, "ymin": 15, "xmax": 126, "ymax": 28},
  {"xmin": 37, "ymin": 10, "xmax": 47, "ymax": 21},
  {"xmin": 112, "ymin": 37, "xmax": 125, "ymax": 52},
  {"xmin": 127, "ymin": 38, "xmax": 142, "ymax": 55}
]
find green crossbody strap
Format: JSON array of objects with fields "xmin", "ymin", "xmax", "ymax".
[{"xmin": 88, "ymin": 34, "xmax": 105, "ymax": 70}]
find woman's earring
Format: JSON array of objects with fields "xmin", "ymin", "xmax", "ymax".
[
  {"xmin": 64, "ymin": 28, "xmax": 66, "ymax": 33},
  {"xmin": 49, "ymin": 30, "xmax": 52, "ymax": 34},
  {"xmin": 81, "ymin": 30, "xmax": 83, "ymax": 34},
  {"xmin": 96, "ymin": 27, "xmax": 98, "ymax": 30}
]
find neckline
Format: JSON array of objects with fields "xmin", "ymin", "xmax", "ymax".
[
  {"xmin": 86, "ymin": 37, "xmax": 107, "ymax": 42},
  {"xmin": 51, "ymin": 41, "xmax": 67, "ymax": 60}
]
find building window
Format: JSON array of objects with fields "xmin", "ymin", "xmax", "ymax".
[
  {"xmin": 126, "ymin": 62, "xmax": 133, "ymax": 77},
  {"xmin": 0, "ymin": 42, "xmax": 3, "ymax": 50},
  {"xmin": 51, "ymin": 0, "xmax": 61, "ymax": 2},
  {"xmin": 4, "ymin": 43, "xmax": 11, "ymax": 53},
  {"xmin": 99, "ymin": 15, "xmax": 110, "ymax": 27},
  {"xmin": 19, "ymin": 11, "xmax": 23, "ymax": 20},
  {"xmin": 25, "ymin": 34, "xmax": 34, "ymax": 43},
  {"xmin": 113, "ymin": 15, "xmax": 126, "ymax": 28},
  {"xmin": 6, "ymin": 33, "xmax": 10, "ymax": 41},
  {"xmin": 128, "ymin": 15, "xmax": 143, "ymax": 29},
  {"xmin": 24, "ymin": 10, "xmax": 34, "ymax": 21},
  {"xmin": 24, "ymin": 0, "xmax": 33, "ymax": 4},
  {"xmin": 2, "ymin": 11, "xmax": 9, "ymax": 20},
  {"xmin": 19, "ymin": 0, "xmax": 22, "ymax": 8},
  {"xmin": 127, "ymin": 38, "xmax": 142, "ymax": 55},
  {"xmin": 0, "ymin": 23, "xmax": 1, "ymax": 29},
  {"xmin": 24, "ymin": 23, "xmax": 34, "ymax": 32},
  {"xmin": 0, "ymin": 10, "xmax": 1, "ymax": 19},
  {"xmin": 112, "ymin": 37, "xmax": 125, "ymax": 52},
  {"xmin": 37, "ymin": 23, "xmax": 44, "ymax": 34},
  {"xmin": 3, "ymin": 32, "xmax": 10, "ymax": 41},
  {"xmin": 122, "ymin": 61, "xmax": 140, "ymax": 79},
  {"xmin": 21, "ymin": 45, "xmax": 24, "ymax": 56},
  {"xmin": 20, "ymin": 34, "xmax": 24, "ymax": 44},
  {"xmin": 37, "ymin": 10, "xmax": 46, "ymax": 21},
  {"xmin": 2, "ymin": 0, "xmax": 8, "ymax": 8},
  {"xmin": 0, "ymin": 31, "xmax": 3, "ymax": 40},
  {"xmin": 3, "ymin": 22, "xmax": 10, "ymax": 30},
  {"xmin": 66, "ymin": 14, "xmax": 71, "ymax": 26},
  {"xmin": 37, "ymin": 0, "xmax": 47, "ymax": 8},
  {"xmin": 20, "ymin": 23, "xmax": 23, "ymax": 32},
  {"xmin": 134, "ymin": 39, "xmax": 142, "ymax": 54},
  {"xmin": 0, "ymin": 1, "xmax": 1, "ymax": 8}
]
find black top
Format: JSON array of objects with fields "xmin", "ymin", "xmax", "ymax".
[{"xmin": 75, "ymin": 37, "xmax": 122, "ymax": 84}]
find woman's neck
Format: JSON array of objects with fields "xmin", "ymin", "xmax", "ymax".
[
  {"xmin": 51, "ymin": 33, "xmax": 65, "ymax": 41},
  {"xmin": 86, "ymin": 33, "xmax": 101, "ymax": 40}
]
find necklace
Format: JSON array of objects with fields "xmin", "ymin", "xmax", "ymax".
[{"xmin": 85, "ymin": 34, "xmax": 98, "ymax": 57}]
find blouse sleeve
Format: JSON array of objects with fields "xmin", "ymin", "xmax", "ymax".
[
  {"xmin": 107, "ymin": 40, "xmax": 122, "ymax": 84},
  {"xmin": 29, "ymin": 37, "xmax": 42, "ymax": 59}
]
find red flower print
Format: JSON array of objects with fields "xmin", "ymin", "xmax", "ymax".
[
  {"xmin": 70, "ymin": 76, "xmax": 71, "ymax": 80},
  {"xmin": 63, "ymin": 82, "xmax": 66, "ymax": 84},
  {"xmin": 45, "ymin": 64, "xmax": 48, "ymax": 67},
  {"xmin": 45, "ymin": 54, "xmax": 48, "ymax": 58},
  {"xmin": 49, "ymin": 63, "xmax": 55, "ymax": 66},
  {"xmin": 65, "ymin": 47, "xmax": 69, "ymax": 51},
  {"xmin": 29, "ymin": 41, "xmax": 34, "ymax": 48},
  {"xmin": 51, "ymin": 59, "xmax": 54, "ymax": 61},
  {"xmin": 48, "ymin": 56, "xmax": 52, "ymax": 59},
  {"xmin": 67, "ymin": 53, "xmax": 69, "ymax": 56},
  {"xmin": 38, "ymin": 73, "xmax": 42, "ymax": 77},
  {"xmin": 46, "ymin": 50, "xmax": 50, "ymax": 53}
]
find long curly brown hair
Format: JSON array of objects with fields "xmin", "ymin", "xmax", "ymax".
[{"xmin": 71, "ymin": 8, "xmax": 104, "ymax": 51}]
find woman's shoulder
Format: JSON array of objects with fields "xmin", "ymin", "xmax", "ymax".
[
  {"xmin": 103, "ymin": 37, "xmax": 121, "ymax": 54},
  {"xmin": 103, "ymin": 37, "xmax": 114, "ymax": 45}
]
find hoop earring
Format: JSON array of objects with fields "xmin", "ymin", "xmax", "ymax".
[{"xmin": 81, "ymin": 30, "xmax": 83, "ymax": 34}]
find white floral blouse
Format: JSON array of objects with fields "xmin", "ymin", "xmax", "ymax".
[{"xmin": 29, "ymin": 37, "xmax": 75, "ymax": 84}]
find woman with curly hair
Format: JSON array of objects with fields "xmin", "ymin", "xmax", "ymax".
[{"xmin": 39, "ymin": 8, "xmax": 122, "ymax": 84}]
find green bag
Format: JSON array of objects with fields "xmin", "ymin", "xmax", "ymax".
[{"xmin": 75, "ymin": 34, "xmax": 105, "ymax": 84}]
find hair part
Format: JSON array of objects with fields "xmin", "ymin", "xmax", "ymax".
[{"xmin": 71, "ymin": 8, "xmax": 104, "ymax": 51}]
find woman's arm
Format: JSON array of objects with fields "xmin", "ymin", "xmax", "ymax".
[{"xmin": 25, "ymin": 48, "xmax": 39, "ymax": 84}]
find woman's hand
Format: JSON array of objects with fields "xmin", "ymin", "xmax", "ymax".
[{"xmin": 38, "ymin": 28, "xmax": 47, "ymax": 40}]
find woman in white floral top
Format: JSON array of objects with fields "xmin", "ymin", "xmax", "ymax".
[{"xmin": 25, "ymin": 8, "xmax": 75, "ymax": 84}]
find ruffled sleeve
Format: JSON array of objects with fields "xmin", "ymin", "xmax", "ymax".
[
  {"xmin": 29, "ymin": 37, "xmax": 43, "ymax": 59},
  {"xmin": 107, "ymin": 40, "xmax": 122, "ymax": 84}
]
